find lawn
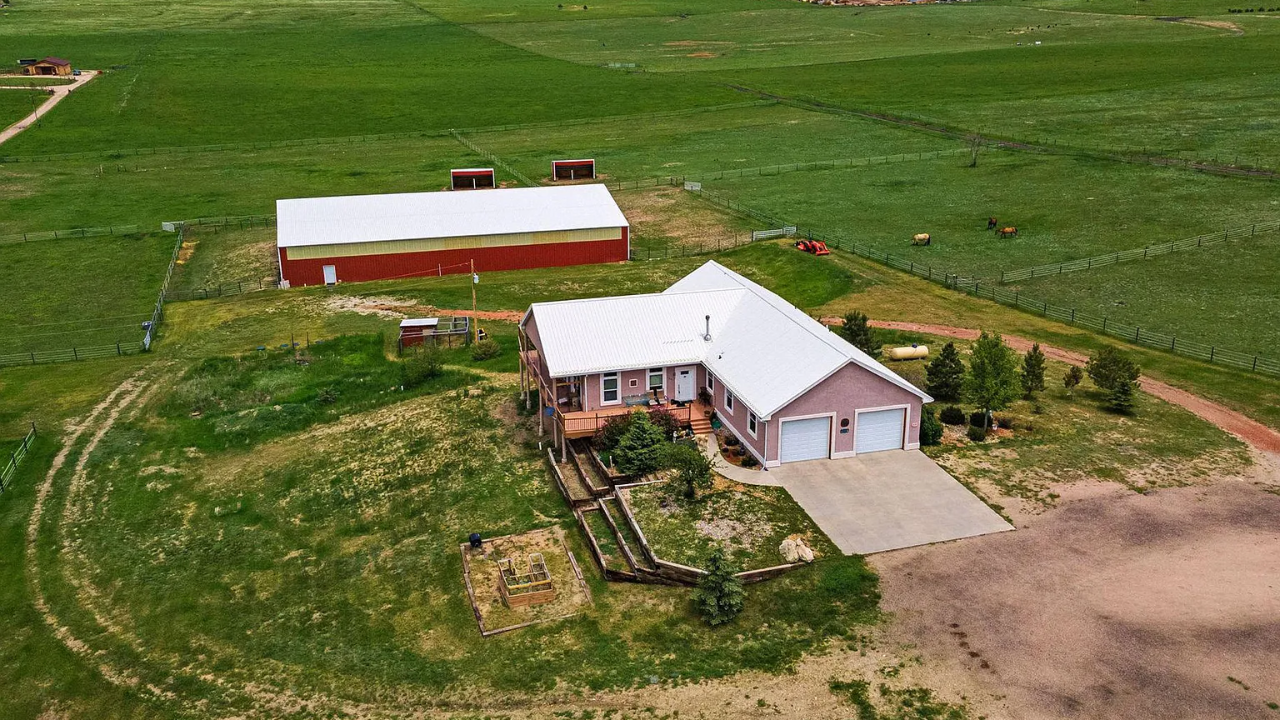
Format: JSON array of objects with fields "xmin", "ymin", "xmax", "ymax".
[
  {"xmin": 705, "ymin": 151, "xmax": 1280, "ymax": 279},
  {"xmin": 472, "ymin": 4, "xmax": 1205, "ymax": 72},
  {"xmin": 0, "ymin": 233, "xmax": 175, "ymax": 354},
  {"xmin": 1010, "ymin": 233, "xmax": 1280, "ymax": 352},
  {"xmin": 14, "ymin": 336, "xmax": 885, "ymax": 717},
  {"xmin": 624, "ymin": 476, "xmax": 838, "ymax": 571},
  {"xmin": 0, "ymin": 89, "xmax": 43, "ymax": 127}
]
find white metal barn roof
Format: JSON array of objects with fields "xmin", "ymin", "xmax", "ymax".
[
  {"xmin": 276, "ymin": 184, "xmax": 629, "ymax": 249},
  {"xmin": 400, "ymin": 318, "xmax": 440, "ymax": 328},
  {"xmin": 524, "ymin": 261, "xmax": 930, "ymax": 419}
]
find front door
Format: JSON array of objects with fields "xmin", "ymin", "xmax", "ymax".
[
  {"xmin": 322, "ymin": 265, "xmax": 337, "ymax": 285},
  {"xmin": 674, "ymin": 367, "xmax": 695, "ymax": 402}
]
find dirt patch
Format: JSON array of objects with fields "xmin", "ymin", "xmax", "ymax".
[
  {"xmin": 615, "ymin": 186, "xmax": 747, "ymax": 251},
  {"xmin": 687, "ymin": 52, "xmax": 718, "ymax": 58},
  {"xmin": 872, "ymin": 475, "xmax": 1280, "ymax": 720},
  {"xmin": 319, "ymin": 294, "xmax": 523, "ymax": 323},
  {"xmin": 462, "ymin": 526, "xmax": 592, "ymax": 635},
  {"xmin": 1162, "ymin": 17, "xmax": 1244, "ymax": 35}
]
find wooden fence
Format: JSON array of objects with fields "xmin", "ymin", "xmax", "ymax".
[
  {"xmin": 1, "ymin": 423, "xmax": 37, "ymax": 493},
  {"xmin": 998, "ymin": 220, "xmax": 1280, "ymax": 283},
  {"xmin": 0, "ymin": 224, "xmax": 142, "ymax": 245},
  {"xmin": 687, "ymin": 187, "xmax": 1280, "ymax": 378}
]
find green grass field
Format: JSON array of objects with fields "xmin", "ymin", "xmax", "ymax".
[
  {"xmin": 0, "ymin": 234, "xmax": 174, "ymax": 354},
  {"xmin": 0, "ymin": 90, "xmax": 44, "ymax": 127}
]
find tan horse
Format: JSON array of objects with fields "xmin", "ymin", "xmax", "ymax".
[
  {"xmin": 912, "ymin": 233, "xmax": 931, "ymax": 246},
  {"xmin": 999, "ymin": 226, "xmax": 1018, "ymax": 238}
]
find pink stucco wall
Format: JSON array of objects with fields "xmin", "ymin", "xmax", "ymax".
[
  {"xmin": 706, "ymin": 369, "xmax": 768, "ymax": 465},
  {"xmin": 764, "ymin": 362, "xmax": 924, "ymax": 463}
]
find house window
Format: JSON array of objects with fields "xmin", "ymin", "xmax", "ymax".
[
  {"xmin": 706, "ymin": 373, "xmax": 715, "ymax": 391},
  {"xmin": 601, "ymin": 372, "xmax": 620, "ymax": 405},
  {"xmin": 747, "ymin": 411, "xmax": 758, "ymax": 437},
  {"xmin": 724, "ymin": 390, "xmax": 735, "ymax": 413},
  {"xmin": 629, "ymin": 378, "xmax": 638, "ymax": 388},
  {"xmin": 648, "ymin": 368, "xmax": 664, "ymax": 393}
]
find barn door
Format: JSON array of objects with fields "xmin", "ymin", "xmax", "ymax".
[{"xmin": 322, "ymin": 265, "xmax": 337, "ymax": 285}]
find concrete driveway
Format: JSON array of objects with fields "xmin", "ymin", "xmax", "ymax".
[{"xmin": 772, "ymin": 450, "xmax": 1012, "ymax": 555}]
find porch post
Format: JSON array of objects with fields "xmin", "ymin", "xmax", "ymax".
[
  {"xmin": 538, "ymin": 382, "xmax": 545, "ymax": 437},
  {"xmin": 561, "ymin": 426, "xmax": 568, "ymax": 463}
]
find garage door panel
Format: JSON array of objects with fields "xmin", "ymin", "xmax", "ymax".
[
  {"xmin": 855, "ymin": 408, "xmax": 905, "ymax": 454},
  {"xmin": 780, "ymin": 417, "xmax": 831, "ymax": 463}
]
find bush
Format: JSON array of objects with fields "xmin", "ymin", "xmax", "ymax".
[
  {"xmin": 693, "ymin": 549, "xmax": 745, "ymax": 626},
  {"xmin": 470, "ymin": 338, "xmax": 501, "ymax": 361},
  {"xmin": 992, "ymin": 412, "xmax": 1018, "ymax": 430},
  {"xmin": 920, "ymin": 406, "xmax": 943, "ymax": 446},
  {"xmin": 837, "ymin": 310, "xmax": 881, "ymax": 359},
  {"xmin": 722, "ymin": 433, "xmax": 740, "ymax": 448},
  {"xmin": 740, "ymin": 454, "xmax": 758, "ymax": 468},
  {"xmin": 969, "ymin": 410, "xmax": 989, "ymax": 428},
  {"xmin": 613, "ymin": 411, "xmax": 668, "ymax": 476},
  {"xmin": 966, "ymin": 425, "xmax": 987, "ymax": 442},
  {"xmin": 1063, "ymin": 365, "xmax": 1083, "ymax": 394},
  {"xmin": 648, "ymin": 408, "xmax": 682, "ymax": 439},
  {"xmin": 1106, "ymin": 377, "xmax": 1137, "ymax": 415},
  {"xmin": 595, "ymin": 412, "xmax": 634, "ymax": 451},
  {"xmin": 1086, "ymin": 346, "xmax": 1140, "ymax": 392},
  {"xmin": 925, "ymin": 342, "xmax": 966, "ymax": 402},
  {"xmin": 401, "ymin": 346, "xmax": 443, "ymax": 387},
  {"xmin": 660, "ymin": 442, "xmax": 714, "ymax": 499},
  {"xmin": 939, "ymin": 405, "xmax": 967, "ymax": 426}
]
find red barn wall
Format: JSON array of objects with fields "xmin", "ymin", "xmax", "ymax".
[{"xmin": 280, "ymin": 230, "xmax": 628, "ymax": 286}]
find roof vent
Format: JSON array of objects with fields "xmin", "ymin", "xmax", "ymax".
[{"xmin": 703, "ymin": 314, "xmax": 712, "ymax": 342}]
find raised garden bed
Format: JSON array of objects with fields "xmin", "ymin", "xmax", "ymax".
[{"xmin": 460, "ymin": 526, "xmax": 593, "ymax": 636}]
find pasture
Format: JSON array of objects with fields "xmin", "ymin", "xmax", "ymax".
[
  {"xmin": 0, "ymin": 233, "xmax": 175, "ymax": 354},
  {"xmin": 0, "ymin": 90, "xmax": 43, "ymax": 127}
]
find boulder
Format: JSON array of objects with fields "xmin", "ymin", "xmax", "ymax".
[
  {"xmin": 795, "ymin": 539, "xmax": 815, "ymax": 563},
  {"xmin": 779, "ymin": 538, "xmax": 800, "ymax": 563}
]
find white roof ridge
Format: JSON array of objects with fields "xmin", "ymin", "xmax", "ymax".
[{"xmin": 529, "ymin": 286, "xmax": 744, "ymax": 311}]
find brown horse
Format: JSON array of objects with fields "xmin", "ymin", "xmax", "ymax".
[
  {"xmin": 999, "ymin": 226, "xmax": 1018, "ymax": 238},
  {"xmin": 987, "ymin": 217, "xmax": 999, "ymax": 230}
]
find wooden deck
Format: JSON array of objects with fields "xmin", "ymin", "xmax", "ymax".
[{"xmin": 559, "ymin": 399, "xmax": 711, "ymax": 439}]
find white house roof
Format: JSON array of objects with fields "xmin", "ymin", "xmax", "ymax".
[
  {"xmin": 276, "ymin": 184, "xmax": 629, "ymax": 249},
  {"xmin": 524, "ymin": 261, "xmax": 930, "ymax": 419}
]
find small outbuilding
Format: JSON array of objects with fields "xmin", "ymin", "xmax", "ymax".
[
  {"xmin": 551, "ymin": 159, "xmax": 596, "ymax": 181},
  {"xmin": 277, "ymin": 184, "xmax": 630, "ymax": 287},
  {"xmin": 23, "ymin": 57, "xmax": 72, "ymax": 76},
  {"xmin": 451, "ymin": 168, "xmax": 496, "ymax": 190}
]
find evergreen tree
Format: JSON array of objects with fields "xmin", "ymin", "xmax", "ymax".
[
  {"xmin": 1106, "ymin": 376, "xmax": 1137, "ymax": 415},
  {"xmin": 838, "ymin": 311, "xmax": 880, "ymax": 359},
  {"xmin": 661, "ymin": 442, "xmax": 715, "ymax": 500},
  {"xmin": 1086, "ymin": 346, "xmax": 1140, "ymax": 392},
  {"xmin": 919, "ymin": 406, "xmax": 943, "ymax": 446},
  {"xmin": 1063, "ymin": 365, "xmax": 1083, "ymax": 395},
  {"xmin": 1020, "ymin": 343, "xmax": 1047, "ymax": 399},
  {"xmin": 693, "ymin": 548, "xmax": 745, "ymax": 626},
  {"xmin": 925, "ymin": 342, "xmax": 966, "ymax": 402},
  {"xmin": 964, "ymin": 331, "xmax": 1021, "ymax": 430},
  {"xmin": 613, "ymin": 411, "xmax": 667, "ymax": 476}
]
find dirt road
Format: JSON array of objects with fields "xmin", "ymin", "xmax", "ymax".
[
  {"xmin": 821, "ymin": 318, "xmax": 1280, "ymax": 455},
  {"xmin": 0, "ymin": 70, "xmax": 98, "ymax": 146}
]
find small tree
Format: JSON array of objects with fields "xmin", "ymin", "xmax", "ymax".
[
  {"xmin": 964, "ymin": 331, "xmax": 1021, "ymax": 431},
  {"xmin": 401, "ymin": 345, "xmax": 443, "ymax": 387},
  {"xmin": 661, "ymin": 442, "xmax": 714, "ymax": 500},
  {"xmin": 919, "ymin": 406, "xmax": 943, "ymax": 446},
  {"xmin": 925, "ymin": 342, "xmax": 966, "ymax": 402},
  {"xmin": 838, "ymin": 311, "xmax": 880, "ymax": 359},
  {"xmin": 1086, "ymin": 346, "xmax": 1140, "ymax": 393},
  {"xmin": 967, "ymin": 133, "xmax": 983, "ymax": 168},
  {"xmin": 1020, "ymin": 343, "xmax": 1047, "ymax": 399},
  {"xmin": 1063, "ymin": 365, "xmax": 1083, "ymax": 395},
  {"xmin": 613, "ymin": 411, "xmax": 667, "ymax": 476},
  {"xmin": 1106, "ymin": 376, "xmax": 1136, "ymax": 415},
  {"xmin": 693, "ymin": 548, "xmax": 744, "ymax": 626}
]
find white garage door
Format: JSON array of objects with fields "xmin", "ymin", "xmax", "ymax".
[
  {"xmin": 779, "ymin": 417, "xmax": 831, "ymax": 463},
  {"xmin": 855, "ymin": 408, "xmax": 905, "ymax": 454}
]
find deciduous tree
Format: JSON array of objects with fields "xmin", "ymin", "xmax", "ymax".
[{"xmin": 964, "ymin": 331, "xmax": 1021, "ymax": 430}]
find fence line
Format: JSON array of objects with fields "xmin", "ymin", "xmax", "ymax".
[
  {"xmin": 0, "ymin": 224, "xmax": 142, "ymax": 246},
  {"xmin": 684, "ymin": 186, "xmax": 1280, "ymax": 378},
  {"xmin": 730, "ymin": 88, "xmax": 1280, "ymax": 181},
  {"xmin": 606, "ymin": 148, "xmax": 968, "ymax": 192},
  {"xmin": 1, "ymin": 423, "xmax": 37, "ymax": 493},
  {"xmin": 144, "ymin": 224, "xmax": 186, "ymax": 350},
  {"xmin": 997, "ymin": 220, "xmax": 1280, "ymax": 283},
  {"xmin": 450, "ymin": 131, "xmax": 536, "ymax": 187},
  {"xmin": 0, "ymin": 100, "xmax": 777, "ymax": 165}
]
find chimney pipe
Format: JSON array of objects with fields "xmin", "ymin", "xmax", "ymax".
[{"xmin": 703, "ymin": 314, "xmax": 712, "ymax": 342}]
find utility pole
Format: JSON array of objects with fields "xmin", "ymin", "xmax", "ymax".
[{"xmin": 471, "ymin": 258, "xmax": 479, "ymax": 342}]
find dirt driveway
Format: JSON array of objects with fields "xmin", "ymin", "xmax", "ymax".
[
  {"xmin": 874, "ymin": 473, "xmax": 1280, "ymax": 720},
  {"xmin": 0, "ymin": 70, "xmax": 98, "ymax": 146}
]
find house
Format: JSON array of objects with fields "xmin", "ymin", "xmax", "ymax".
[
  {"xmin": 23, "ymin": 57, "xmax": 72, "ymax": 76},
  {"xmin": 275, "ymin": 184, "xmax": 630, "ymax": 287},
  {"xmin": 519, "ymin": 261, "xmax": 932, "ymax": 466}
]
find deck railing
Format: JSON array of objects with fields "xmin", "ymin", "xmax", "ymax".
[{"xmin": 558, "ymin": 404, "xmax": 693, "ymax": 437}]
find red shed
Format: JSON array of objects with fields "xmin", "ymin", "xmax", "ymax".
[
  {"xmin": 451, "ymin": 168, "xmax": 495, "ymax": 190},
  {"xmin": 551, "ymin": 159, "xmax": 596, "ymax": 181},
  {"xmin": 276, "ymin": 185, "xmax": 630, "ymax": 287}
]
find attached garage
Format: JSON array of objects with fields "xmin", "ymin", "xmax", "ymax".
[
  {"xmin": 276, "ymin": 184, "xmax": 630, "ymax": 287},
  {"xmin": 855, "ymin": 408, "xmax": 906, "ymax": 454},
  {"xmin": 779, "ymin": 416, "xmax": 831, "ymax": 464}
]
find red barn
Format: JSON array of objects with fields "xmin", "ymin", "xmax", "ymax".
[{"xmin": 276, "ymin": 184, "xmax": 630, "ymax": 287}]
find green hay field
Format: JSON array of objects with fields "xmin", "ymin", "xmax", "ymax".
[{"xmin": 0, "ymin": 90, "xmax": 43, "ymax": 127}]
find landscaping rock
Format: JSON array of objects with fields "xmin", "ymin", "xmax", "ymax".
[
  {"xmin": 779, "ymin": 538, "xmax": 800, "ymax": 563},
  {"xmin": 796, "ymin": 539, "xmax": 815, "ymax": 563}
]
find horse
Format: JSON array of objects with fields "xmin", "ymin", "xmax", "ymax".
[
  {"xmin": 987, "ymin": 217, "xmax": 998, "ymax": 230},
  {"xmin": 999, "ymin": 226, "xmax": 1018, "ymax": 238},
  {"xmin": 912, "ymin": 233, "xmax": 931, "ymax": 246}
]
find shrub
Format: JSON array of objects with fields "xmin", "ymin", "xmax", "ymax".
[
  {"xmin": 401, "ymin": 345, "xmax": 443, "ymax": 387},
  {"xmin": 648, "ymin": 408, "xmax": 683, "ymax": 439},
  {"xmin": 722, "ymin": 433, "xmax": 740, "ymax": 447},
  {"xmin": 1106, "ymin": 377, "xmax": 1137, "ymax": 415},
  {"xmin": 470, "ymin": 338, "xmax": 501, "ymax": 361},
  {"xmin": 1021, "ymin": 343, "xmax": 1047, "ymax": 399},
  {"xmin": 316, "ymin": 386, "xmax": 338, "ymax": 404},
  {"xmin": 1086, "ymin": 346, "xmax": 1140, "ymax": 392},
  {"xmin": 920, "ymin": 406, "xmax": 943, "ymax": 446},
  {"xmin": 966, "ymin": 425, "xmax": 987, "ymax": 442},
  {"xmin": 925, "ymin": 342, "xmax": 966, "ymax": 402},
  {"xmin": 693, "ymin": 549, "xmax": 744, "ymax": 626},
  {"xmin": 969, "ymin": 410, "xmax": 989, "ymax": 428},
  {"xmin": 837, "ymin": 310, "xmax": 880, "ymax": 359},
  {"xmin": 992, "ymin": 412, "xmax": 1018, "ymax": 430},
  {"xmin": 939, "ymin": 405, "xmax": 967, "ymax": 426},
  {"xmin": 661, "ymin": 442, "xmax": 714, "ymax": 499},
  {"xmin": 613, "ymin": 411, "xmax": 668, "ymax": 476},
  {"xmin": 740, "ymin": 454, "xmax": 759, "ymax": 468},
  {"xmin": 595, "ymin": 412, "xmax": 634, "ymax": 451},
  {"xmin": 1063, "ymin": 365, "xmax": 1083, "ymax": 394}
]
